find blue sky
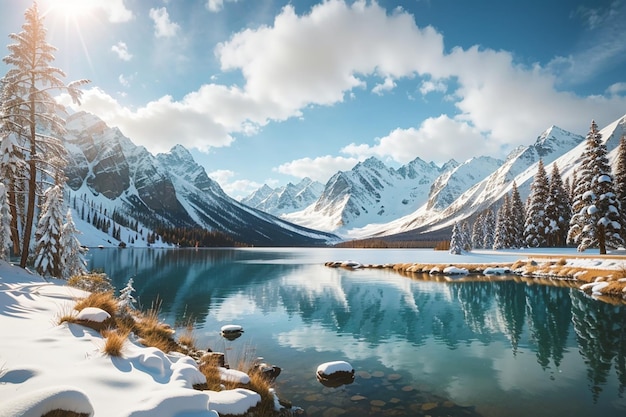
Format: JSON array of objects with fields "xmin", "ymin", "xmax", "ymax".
[{"xmin": 2, "ymin": 0, "xmax": 626, "ymax": 199}]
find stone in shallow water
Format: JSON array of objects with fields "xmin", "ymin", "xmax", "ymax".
[
  {"xmin": 350, "ymin": 395, "xmax": 367, "ymax": 402},
  {"xmin": 356, "ymin": 371, "xmax": 371, "ymax": 379},
  {"xmin": 421, "ymin": 402, "xmax": 438, "ymax": 411},
  {"xmin": 387, "ymin": 373, "xmax": 402, "ymax": 381},
  {"xmin": 443, "ymin": 400, "xmax": 455, "ymax": 408},
  {"xmin": 322, "ymin": 406, "xmax": 346, "ymax": 417},
  {"xmin": 372, "ymin": 371, "xmax": 385, "ymax": 378},
  {"xmin": 370, "ymin": 399, "xmax": 386, "ymax": 407},
  {"xmin": 401, "ymin": 385, "xmax": 414, "ymax": 392}
]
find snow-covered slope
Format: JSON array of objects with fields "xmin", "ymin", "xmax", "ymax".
[
  {"xmin": 282, "ymin": 156, "xmax": 454, "ymax": 234},
  {"xmin": 241, "ymin": 177, "xmax": 324, "ymax": 216},
  {"xmin": 63, "ymin": 111, "xmax": 338, "ymax": 247}
]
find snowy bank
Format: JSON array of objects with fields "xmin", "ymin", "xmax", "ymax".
[{"xmin": 0, "ymin": 261, "xmax": 264, "ymax": 416}]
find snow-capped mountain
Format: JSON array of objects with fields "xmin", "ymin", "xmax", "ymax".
[
  {"xmin": 241, "ymin": 177, "xmax": 324, "ymax": 216},
  {"xmin": 282, "ymin": 156, "xmax": 455, "ymax": 233},
  {"xmin": 359, "ymin": 120, "xmax": 626, "ymax": 240},
  {"xmin": 63, "ymin": 111, "xmax": 338, "ymax": 246}
]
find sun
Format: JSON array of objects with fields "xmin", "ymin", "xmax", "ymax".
[{"xmin": 49, "ymin": 0, "xmax": 100, "ymax": 21}]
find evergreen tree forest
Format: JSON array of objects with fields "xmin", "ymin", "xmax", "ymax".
[{"xmin": 450, "ymin": 121, "xmax": 625, "ymax": 253}]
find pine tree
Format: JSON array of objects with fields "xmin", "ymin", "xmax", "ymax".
[
  {"xmin": 33, "ymin": 185, "xmax": 64, "ymax": 277},
  {"xmin": 614, "ymin": 136, "xmax": 626, "ymax": 242},
  {"xmin": 1, "ymin": 3, "xmax": 88, "ymax": 268},
  {"xmin": 118, "ymin": 278, "xmax": 137, "ymax": 313},
  {"xmin": 545, "ymin": 163, "xmax": 571, "ymax": 247},
  {"xmin": 509, "ymin": 182, "xmax": 525, "ymax": 248},
  {"xmin": 449, "ymin": 222, "xmax": 463, "ymax": 255},
  {"xmin": 493, "ymin": 194, "xmax": 511, "ymax": 249},
  {"xmin": 0, "ymin": 183, "xmax": 12, "ymax": 260},
  {"xmin": 482, "ymin": 208, "xmax": 496, "ymax": 249},
  {"xmin": 471, "ymin": 213, "xmax": 484, "ymax": 249},
  {"xmin": 60, "ymin": 209, "xmax": 86, "ymax": 279},
  {"xmin": 568, "ymin": 121, "xmax": 624, "ymax": 254},
  {"xmin": 524, "ymin": 159, "xmax": 550, "ymax": 247},
  {"xmin": 461, "ymin": 220, "xmax": 472, "ymax": 251}
]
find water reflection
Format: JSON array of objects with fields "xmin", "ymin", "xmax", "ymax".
[{"xmin": 88, "ymin": 249, "xmax": 626, "ymax": 416}]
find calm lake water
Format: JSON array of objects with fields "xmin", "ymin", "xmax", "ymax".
[{"xmin": 87, "ymin": 248, "xmax": 626, "ymax": 417}]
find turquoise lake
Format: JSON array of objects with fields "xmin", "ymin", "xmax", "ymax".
[{"xmin": 87, "ymin": 248, "xmax": 626, "ymax": 417}]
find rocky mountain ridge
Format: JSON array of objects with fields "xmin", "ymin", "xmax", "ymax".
[{"xmin": 62, "ymin": 111, "xmax": 339, "ymax": 247}]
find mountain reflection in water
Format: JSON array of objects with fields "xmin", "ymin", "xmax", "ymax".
[{"xmin": 88, "ymin": 248, "xmax": 626, "ymax": 417}]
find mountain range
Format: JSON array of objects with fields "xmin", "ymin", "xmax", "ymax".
[
  {"xmin": 62, "ymin": 111, "xmax": 338, "ymax": 247},
  {"xmin": 61, "ymin": 110, "xmax": 626, "ymax": 247},
  {"xmin": 244, "ymin": 117, "xmax": 626, "ymax": 241}
]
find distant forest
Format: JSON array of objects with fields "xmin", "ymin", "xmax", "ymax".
[
  {"xmin": 335, "ymin": 239, "xmax": 450, "ymax": 249},
  {"xmin": 155, "ymin": 227, "xmax": 248, "ymax": 248}
]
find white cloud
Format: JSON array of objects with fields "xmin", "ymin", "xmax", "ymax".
[
  {"xmin": 372, "ymin": 77, "xmax": 397, "ymax": 95},
  {"xmin": 102, "ymin": 0, "xmax": 134, "ymax": 23},
  {"xmin": 207, "ymin": 170, "xmax": 262, "ymax": 200},
  {"xmin": 118, "ymin": 74, "xmax": 131, "ymax": 87},
  {"xmin": 607, "ymin": 82, "xmax": 626, "ymax": 96},
  {"xmin": 342, "ymin": 115, "xmax": 494, "ymax": 164},
  {"xmin": 59, "ymin": 87, "xmax": 237, "ymax": 154},
  {"xmin": 111, "ymin": 41, "xmax": 132, "ymax": 61},
  {"xmin": 419, "ymin": 79, "xmax": 447, "ymax": 96},
  {"xmin": 275, "ymin": 155, "xmax": 360, "ymax": 183},
  {"xmin": 216, "ymin": 1, "xmax": 444, "ymax": 119},
  {"xmin": 149, "ymin": 7, "xmax": 180, "ymax": 38},
  {"xmin": 206, "ymin": 0, "xmax": 239, "ymax": 13}
]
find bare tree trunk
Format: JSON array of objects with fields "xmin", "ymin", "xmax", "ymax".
[
  {"xmin": 7, "ymin": 187, "xmax": 20, "ymax": 257},
  {"xmin": 598, "ymin": 224, "xmax": 607, "ymax": 255},
  {"xmin": 20, "ymin": 90, "xmax": 37, "ymax": 268}
]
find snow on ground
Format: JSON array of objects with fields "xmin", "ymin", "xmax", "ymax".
[
  {"xmin": 0, "ymin": 261, "xmax": 257, "ymax": 417},
  {"xmin": 0, "ymin": 248, "xmax": 624, "ymax": 416}
]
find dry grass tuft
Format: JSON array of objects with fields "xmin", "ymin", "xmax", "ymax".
[
  {"xmin": 101, "ymin": 329, "xmax": 129, "ymax": 357},
  {"xmin": 67, "ymin": 272, "xmax": 114, "ymax": 293},
  {"xmin": 74, "ymin": 292, "xmax": 118, "ymax": 317},
  {"xmin": 134, "ymin": 307, "xmax": 178, "ymax": 353},
  {"xmin": 176, "ymin": 323, "xmax": 197, "ymax": 354}
]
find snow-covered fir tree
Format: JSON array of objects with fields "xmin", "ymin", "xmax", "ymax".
[
  {"xmin": 33, "ymin": 185, "xmax": 65, "ymax": 277},
  {"xmin": 461, "ymin": 220, "xmax": 472, "ymax": 251},
  {"xmin": 493, "ymin": 194, "xmax": 511, "ymax": 249},
  {"xmin": 568, "ymin": 120, "xmax": 624, "ymax": 254},
  {"xmin": 449, "ymin": 222, "xmax": 463, "ymax": 255},
  {"xmin": 118, "ymin": 278, "xmax": 137, "ymax": 313},
  {"xmin": 1, "ymin": 3, "xmax": 88, "ymax": 268},
  {"xmin": 0, "ymin": 183, "xmax": 12, "ymax": 260},
  {"xmin": 60, "ymin": 209, "xmax": 86, "ymax": 279},
  {"xmin": 509, "ymin": 182, "xmax": 525, "ymax": 248},
  {"xmin": 614, "ymin": 136, "xmax": 626, "ymax": 242},
  {"xmin": 524, "ymin": 159, "xmax": 550, "ymax": 247},
  {"xmin": 545, "ymin": 163, "xmax": 571, "ymax": 247},
  {"xmin": 482, "ymin": 208, "xmax": 496, "ymax": 249},
  {"xmin": 471, "ymin": 213, "xmax": 484, "ymax": 249}
]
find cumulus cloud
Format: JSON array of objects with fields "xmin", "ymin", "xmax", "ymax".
[
  {"xmin": 206, "ymin": 0, "xmax": 239, "ymax": 13},
  {"xmin": 341, "ymin": 115, "xmax": 495, "ymax": 165},
  {"xmin": 111, "ymin": 41, "xmax": 132, "ymax": 61},
  {"xmin": 59, "ymin": 87, "xmax": 237, "ymax": 154},
  {"xmin": 216, "ymin": 0, "xmax": 444, "ymax": 119},
  {"xmin": 103, "ymin": 0, "xmax": 134, "ymax": 23},
  {"xmin": 275, "ymin": 155, "xmax": 360, "ymax": 183},
  {"xmin": 149, "ymin": 7, "xmax": 180, "ymax": 38},
  {"xmin": 208, "ymin": 169, "xmax": 263, "ymax": 200}
]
